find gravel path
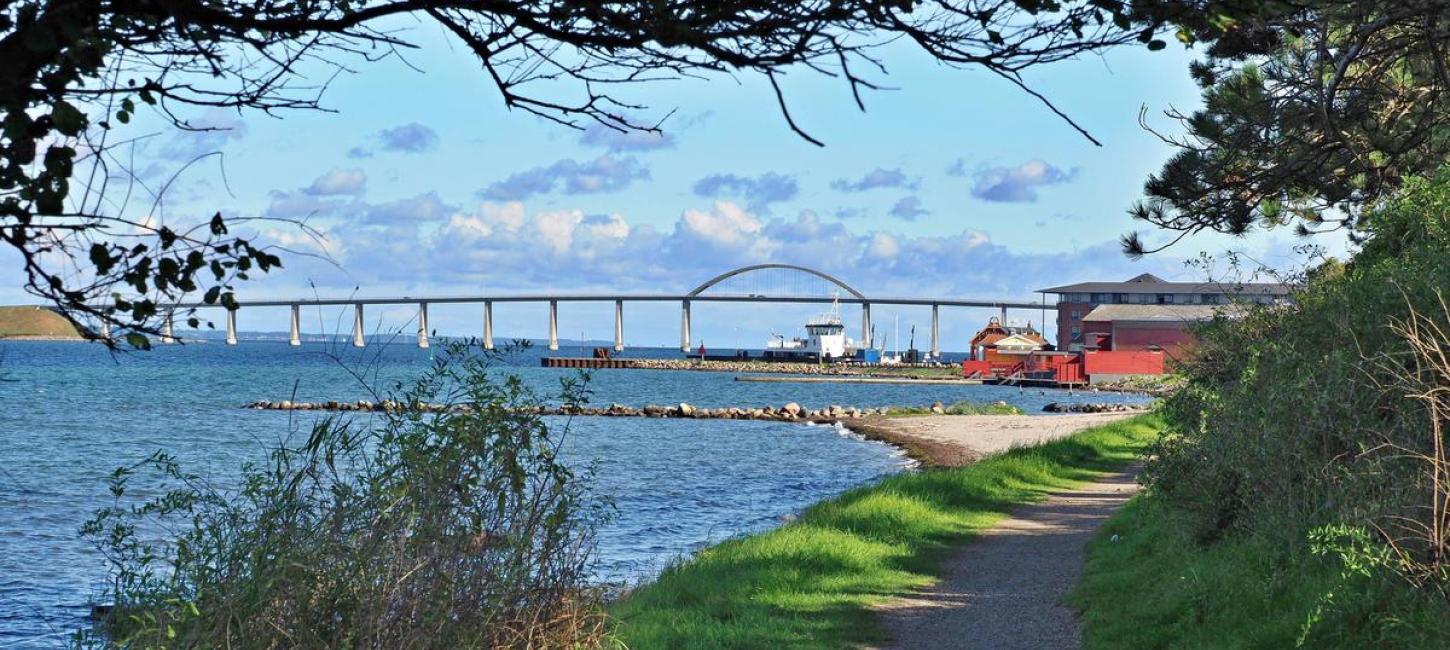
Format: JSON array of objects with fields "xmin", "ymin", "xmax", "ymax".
[{"xmin": 872, "ymin": 466, "xmax": 1141, "ymax": 649}]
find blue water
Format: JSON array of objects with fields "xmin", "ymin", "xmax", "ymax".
[{"xmin": 0, "ymin": 340, "xmax": 1148, "ymax": 646}]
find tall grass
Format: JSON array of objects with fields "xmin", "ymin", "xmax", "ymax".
[
  {"xmin": 1150, "ymin": 169, "xmax": 1450, "ymax": 590},
  {"xmin": 1073, "ymin": 497, "xmax": 1450, "ymax": 648},
  {"xmin": 610, "ymin": 414, "xmax": 1159, "ymax": 649},
  {"xmin": 79, "ymin": 341, "xmax": 611, "ymax": 648}
]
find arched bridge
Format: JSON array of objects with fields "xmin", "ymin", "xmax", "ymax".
[
  {"xmin": 687, "ymin": 263, "xmax": 868, "ymax": 300},
  {"xmin": 135, "ymin": 263, "xmax": 1046, "ymax": 355}
]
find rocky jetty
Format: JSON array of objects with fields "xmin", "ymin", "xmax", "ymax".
[
  {"xmin": 245, "ymin": 399, "xmax": 1151, "ymax": 419},
  {"xmin": 242, "ymin": 399, "xmax": 888, "ymax": 422},
  {"xmin": 1041, "ymin": 402, "xmax": 1150, "ymax": 414}
]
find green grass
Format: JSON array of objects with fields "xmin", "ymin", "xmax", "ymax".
[
  {"xmin": 609, "ymin": 414, "xmax": 1161, "ymax": 649},
  {"xmin": 881, "ymin": 401, "xmax": 1023, "ymax": 417},
  {"xmin": 1072, "ymin": 495, "xmax": 1450, "ymax": 649},
  {"xmin": 861, "ymin": 366, "xmax": 965, "ymax": 380}
]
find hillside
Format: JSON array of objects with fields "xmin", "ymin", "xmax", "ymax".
[{"xmin": 0, "ymin": 305, "xmax": 86, "ymax": 340}]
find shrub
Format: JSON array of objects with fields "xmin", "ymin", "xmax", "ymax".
[
  {"xmin": 1149, "ymin": 169, "xmax": 1450, "ymax": 585},
  {"xmin": 79, "ymin": 341, "xmax": 611, "ymax": 648}
]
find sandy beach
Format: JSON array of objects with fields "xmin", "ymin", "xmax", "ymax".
[{"xmin": 852, "ymin": 412, "xmax": 1137, "ymax": 467}]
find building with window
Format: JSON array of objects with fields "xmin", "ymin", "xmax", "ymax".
[
  {"xmin": 1038, "ymin": 273, "xmax": 1292, "ymax": 351},
  {"xmin": 967, "ymin": 317, "xmax": 1049, "ymax": 362}
]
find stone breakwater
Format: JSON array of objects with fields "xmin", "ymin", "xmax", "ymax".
[
  {"xmin": 1041, "ymin": 402, "xmax": 1151, "ymax": 413},
  {"xmin": 546, "ymin": 357, "xmax": 967, "ymax": 379},
  {"xmin": 243, "ymin": 399, "xmax": 962, "ymax": 422}
]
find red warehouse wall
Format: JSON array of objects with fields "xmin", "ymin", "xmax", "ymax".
[
  {"xmin": 1111, "ymin": 324, "xmax": 1197, "ymax": 359},
  {"xmin": 1083, "ymin": 350, "xmax": 1165, "ymax": 376}
]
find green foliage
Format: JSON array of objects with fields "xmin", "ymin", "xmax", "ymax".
[
  {"xmin": 610, "ymin": 414, "xmax": 1160, "ymax": 649},
  {"xmin": 1123, "ymin": 2, "xmax": 1450, "ymax": 252},
  {"xmin": 1073, "ymin": 497, "xmax": 1450, "ymax": 649},
  {"xmin": 882, "ymin": 401, "xmax": 1024, "ymax": 416},
  {"xmin": 1149, "ymin": 168, "xmax": 1450, "ymax": 585},
  {"xmin": 79, "ymin": 341, "xmax": 610, "ymax": 648}
]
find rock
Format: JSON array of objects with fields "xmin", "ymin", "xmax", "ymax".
[
  {"xmin": 279, "ymin": 400, "xmax": 293, "ymax": 409},
  {"xmin": 930, "ymin": 402, "xmax": 945, "ymax": 415},
  {"xmin": 995, "ymin": 400, "xmax": 1008, "ymax": 408},
  {"xmin": 783, "ymin": 402, "xmax": 802, "ymax": 416},
  {"xmin": 643, "ymin": 404, "xmax": 665, "ymax": 417},
  {"xmin": 678, "ymin": 402, "xmax": 695, "ymax": 417}
]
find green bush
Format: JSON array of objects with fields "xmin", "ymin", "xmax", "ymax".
[
  {"xmin": 80, "ymin": 341, "xmax": 611, "ymax": 648},
  {"xmin": 1150, "ymin": 168, "xmax": 1450, "ymax": 583}
]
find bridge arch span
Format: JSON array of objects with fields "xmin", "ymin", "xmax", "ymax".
[{"xmin": 685, "ymin": 263, "xmax": 867, "ymax": 300}]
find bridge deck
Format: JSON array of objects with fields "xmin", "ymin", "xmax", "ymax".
[{"xmin": 138, "ymin": 294, "xmax": 1047, "ymax": 310}]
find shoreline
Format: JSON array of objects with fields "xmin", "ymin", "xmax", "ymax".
[
  {"xmin": 846, "ymin": 412, "xmax": 1141, "ymax": 467},
  {"xmin": 734, "ymin": 374, "xmax": 982, "ymax": 385}
]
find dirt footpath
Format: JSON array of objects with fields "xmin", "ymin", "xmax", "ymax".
[
  {"xmin": 858, "ymin": 413, "xmax": 1142, "ymax": 649},
  {"xmin": 870, "ymin": 466, "xmax": 1141, "ymax": 649}
]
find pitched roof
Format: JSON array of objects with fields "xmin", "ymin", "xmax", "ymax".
[
  {"xmin": 1081, "ymin": 304, "xmax": 1234, "ymax": 323},
  {"xmin": 1038, "ymin": 275, "xmax": 1292, "ymax": 295},
  {"xmin": 994, "ymin": 333, "xmax": 1047, "ymax": 349}
]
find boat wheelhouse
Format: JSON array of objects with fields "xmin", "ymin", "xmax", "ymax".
[{"xmin": 764, "ymin": 306, "xmax": 857, "ymax": 360}]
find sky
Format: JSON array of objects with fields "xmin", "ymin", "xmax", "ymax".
[{"xmin": 2, "ymin": 24, "xmax": 1349, "ymax": 349}]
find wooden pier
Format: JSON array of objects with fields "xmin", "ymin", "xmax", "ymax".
[{"xmin": 540, "ymin": 357, "xmax": 644, "ymax": 369}]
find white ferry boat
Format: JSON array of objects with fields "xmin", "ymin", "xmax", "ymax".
[{"xmin": 764, "ymin": 306, "xmax": 857, "ymax": 361}]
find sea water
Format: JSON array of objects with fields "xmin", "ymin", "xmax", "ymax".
[{"xmin": 0, "ymin": 340, "xmax": 1148, "ymax": 646}]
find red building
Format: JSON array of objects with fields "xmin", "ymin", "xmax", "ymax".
[
  {"xmin": 1039, "ymin": 273, "xmax": 1292, "ymax": 352},
  {"xmin": 967, "ymin": 317, "xmax": 1049, "ymax": 362},
  {"xmin": 1079, "ymin": 304, "xmax": 1228, "ymax": 359}
]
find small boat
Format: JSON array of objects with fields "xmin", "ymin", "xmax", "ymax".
[{"xmin": 763, "ymin": 301, "xmax": 857, "ymax": 361}]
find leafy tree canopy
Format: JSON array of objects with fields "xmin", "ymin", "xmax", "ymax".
[
  {"xmin": 2, "ymin": 0, "xmax": 1171, "ymax": 346},
  {"xmin": 1124, "ymin": 0, "xmax": 1450, "ymax": 255}
]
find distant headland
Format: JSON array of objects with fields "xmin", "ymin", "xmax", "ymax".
[{"xmin": 0, "ymin": 305, "xmax": 85, "ymax": 340}]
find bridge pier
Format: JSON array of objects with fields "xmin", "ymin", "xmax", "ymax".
[
  {"xmin": 1000, "ymin": 305, "xmax": 1008, "ymax": 323},
  {"xmin": 225, "ymin": 309, "xmax": 237, "ymax": 345},
  {"xmin": 352, "ymin": 303, "xmax": 365, "ymax": 347},
  {"xmin": 861, "ymin": 302, "xmax": 872, "ymax": 348},
  {"xmin": 548, "ymin": 300, "xmax": 559, "ymax": 351},
  {"xmin": 680, "ymin": 300, "xmax": 692, "ymax": 352},
  {"xmin": 483, "ymin": 301, "xmax": 494, "ymax": 350},
  {"xmin": 614, "ymin": 300, "xmax": 624, "ymax": 352},
  {"xmin": 416, "ymin": 302, "xmax": 429, "ymax": 349},
  {"xmin": 161, "ymin": 311, "xmax": 175, "ymax": 344},
  {"xmin": 930, "ymin": 303, "xmax": 940, "ymax": 358},
  {"xmin": 289, "ymin": 304, "xmax": 301, "ymax": 346}
]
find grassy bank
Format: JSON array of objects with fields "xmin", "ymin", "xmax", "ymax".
[
  {"xmin": 610, "ymin": 414, "xmax": 1160, "ymax": 648},
  {"xmin": 881, "ymin": 401, "xmax": 1023, "ymax": 417},
  {"xmin": 0, "ymin": 305, "xmax": 83, "ymax": 339},
  {"xmin": 1072, "ymin": 495, "xmax": 1450, "ymax": 648}
]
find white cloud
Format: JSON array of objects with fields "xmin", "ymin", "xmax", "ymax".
[
  {"xmin": 535, "ymin": 209, "xmax": 584, "ymax": 254},
  {"xmin": 968, "ymin": 159, "xmax": 1078, "ymax": 203},
  {"xmin": 482, "ymin": 201, "xmax": 527, "ymax": 231},
  {"xmin": 261, "ymin": 197, "xmax": 1179, "ymax": 304},
  {"xmin": 867, "ymin": 232, "xmax": 900, "ymax": 260},
  {"xmin": 679, "ymin": 201, "xmax": 762, "ymax": 246},
  {"xmin": 305, "ymin": 168, "xmax": 367, "ymax": 196}
]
